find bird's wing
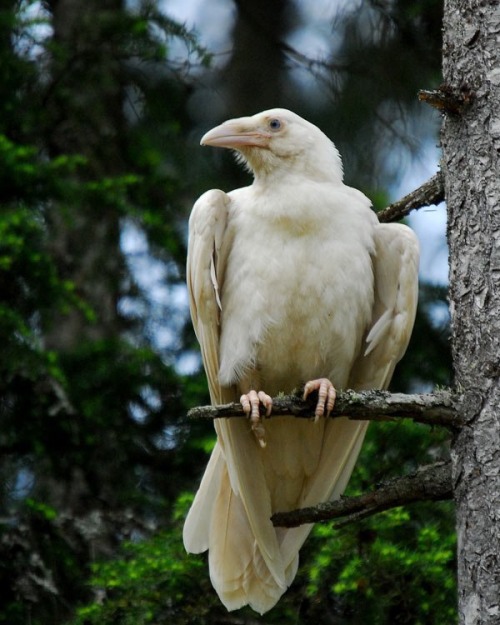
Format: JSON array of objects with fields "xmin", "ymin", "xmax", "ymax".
[
  {"xmin": 186, "ymin": 189, "xmax": 297, "ymax": 600},
  {"xmin": 186, "ymin": 189, "xmax": 233, "ymax": 405},
  {"xmin": 184, "ymin": 189, "xmax": 251, "ymax": 584},
  {"xmin": 187, "ymin": 188, "xmax": 295, "ymax": 592},
  {"xmin": 349, "ymin": 222, "xmax": 420, "ymax": 391}
]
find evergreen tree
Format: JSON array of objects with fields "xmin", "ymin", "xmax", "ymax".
[{"xmin": 0, "ymin": 3, "xmax": 211, "ymax": 623}]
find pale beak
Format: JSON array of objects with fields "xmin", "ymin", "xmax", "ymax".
[{"xmin": 201, "ymin": 119, "xmax": 270, "ymax": 149}]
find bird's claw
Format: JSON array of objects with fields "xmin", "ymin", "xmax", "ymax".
[
  {"xmin": 303, "ymin": 378, "xmax": 336, "ymax": 421},
  {"xmin": 240, "ymin": 390, "xmax": 272, "ymax": 448}
]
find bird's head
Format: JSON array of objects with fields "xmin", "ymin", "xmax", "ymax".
[{"xmin": 200, "ymin": 108, "xmax": 344, "ymax": 184}]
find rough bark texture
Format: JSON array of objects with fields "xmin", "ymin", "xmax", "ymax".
[
  {"xmin": 188, "ymin": 389, "xmax": 461, "ymax": 428},
  {"xmin": 442, "ymin": 2, "xmax": 500, "ymax": 623}
]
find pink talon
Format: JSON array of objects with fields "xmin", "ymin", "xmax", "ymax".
[
  {"xmin": 240, "ymin": 390, "xmax": 273, "ymax": 447},
  {"xmin": 303, "ymin": 378, "xmax": 336, "ymax": 421}
]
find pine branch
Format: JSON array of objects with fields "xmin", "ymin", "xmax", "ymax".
[
  {"xmin": 271, "ymin": 461, "xmax": 452, "ymax": 528},
  {"xmin": 377, "ymin": 171, "xmax": 445, "ymax": 223},
  {"xmin": 187, "ymin": 388, "xmax": 462, "ymax": 428}
]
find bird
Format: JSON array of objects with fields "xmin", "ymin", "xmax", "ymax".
[{"xmin": 183, "ymin": 108, "xmax": 419, "ymax": 614}]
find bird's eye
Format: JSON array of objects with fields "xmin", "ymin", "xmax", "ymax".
[{"xmin": 268, "ymin": 118, "xmax": 282, "ymax": 132}]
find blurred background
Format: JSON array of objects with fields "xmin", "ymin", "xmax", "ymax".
[{"xmin": 0, "ymin": 1, "xmax": 454, "ymax": 623}]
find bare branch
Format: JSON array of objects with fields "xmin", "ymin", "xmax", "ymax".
[
  {"xmin": 187, "ymin": 388, "xmax": 462, "ymax": 428},
  {"xmin": 377, "ymin": 171, "xmax": 445, "ymax": 223},
  {"xmin": 271, "ymin": 461, "xmax": 452, "ymax": 528},
  {"xmin": 418, "ymin": 85, "xmax": 475, "ymax": 116}
]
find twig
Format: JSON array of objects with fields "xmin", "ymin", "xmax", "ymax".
[
  {"xmin": 187, "ymin": 389, "xmax": 462, "ymax": 429},
  {"xmin": 271, "ymin": 461, "xmax": 452, "ymax": 528},
  {"xmin": 377, "ymin": 171, "xmax": 445, "ymax": 223}
]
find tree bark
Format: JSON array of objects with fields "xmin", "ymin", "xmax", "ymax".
[
  {"xmin": 377, "ymin": 172, "xmax": 444, "ymax": 223},
  {"xmin": 442, "ymin": 2, "xmax": 500, "ymax": 623},
  {"xmin": 187, "ymin": 388, "xmax": 460, "ymax": 428}
]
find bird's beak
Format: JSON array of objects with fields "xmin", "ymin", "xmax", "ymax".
[{"xmin": 201, "ymin": 118, "xmax": 270, "ymax": 149}]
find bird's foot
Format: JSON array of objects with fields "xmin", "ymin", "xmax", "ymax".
[
  {"xmin": 240, "ymin": 390, "xmax": 272, "ymax": 448},
  {"xmin": 303, "ymin": 378, "xmax": 336, "ymax": 422}
]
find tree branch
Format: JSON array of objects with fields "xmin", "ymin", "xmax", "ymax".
[
  {"xmin": 377, "ymin": 171, "xmax": 445, "ymax": 223},
  {"xmin": 418, "ymin": 85, "xmax": 475, "ymax": 116},
  {"xmin": 271, "ymin": 461, "xmax": 452, "ymax": 528},
  {"xmin": 187, "ymin": 388, "xmax": 462, "ymax": 428}
]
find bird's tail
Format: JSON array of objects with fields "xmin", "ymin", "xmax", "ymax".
[
  {"xmin": 183, "ymin": 442, "xmax": 294, "ymax": 613},
  {"xmin": 184, "ymin": 418, "xmax": 368, "ymax": 614}
]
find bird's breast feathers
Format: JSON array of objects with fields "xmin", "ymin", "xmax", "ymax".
[{"xmin": 217, "ymin": 183, "xmax": 377, "ymax": 391}]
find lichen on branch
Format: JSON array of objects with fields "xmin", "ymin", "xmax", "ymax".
[{"xmin": 187, "ymin": 388, "xmax": 461, "ymax": 429}]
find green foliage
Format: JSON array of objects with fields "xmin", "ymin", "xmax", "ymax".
[
  {"xmin": 69, "ymin": 494, "xmax": 304, "ymax": 625},
  {"xmin": 65, "ymin": 423, "xmax": 455, "ymax": 625},
  {"xmin": 304, "ymin": 502, "xmax": 456, "ymax": 624},
  {"xmin": 71, "ymin": 496, "xmax": 222, "ymax": 625},
  {"xmin": 0, "ymin": 4, "xmax": 210, "ymax": 623},
  {"xmin": 293, "ymin": 419, "xmax": 455, "ymax": 624}
]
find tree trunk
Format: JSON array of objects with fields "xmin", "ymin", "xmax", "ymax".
[
  {"xmin": 442, "ymin": 2, "xmax": 500, "ymax": 623},
  {"xmin": 44, "ymin": 0, "xmax": 127, "ymax": 350},
  {"xmin": 223, "ymin": 0, "xmax": 294, "ymax": 116},
  {"xmin": 34, "ymin": 0, "xmax": 129, "ymax": 560}
]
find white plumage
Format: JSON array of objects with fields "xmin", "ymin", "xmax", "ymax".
[{"xmin": 183, "ymin": 108, "xmax": 419, "ymax": 614}]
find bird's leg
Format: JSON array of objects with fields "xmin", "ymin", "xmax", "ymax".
[
  {"xmin": 240, "ymin": 390, "xmax": 272, "ymax": 448},
  {"xmin": 303, "ymin": 378, "xmax": 336, "ymax": 422}
]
